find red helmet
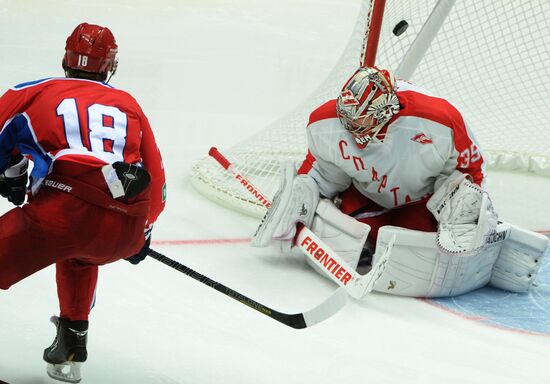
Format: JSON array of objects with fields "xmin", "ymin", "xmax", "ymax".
[{"xmin": 63, "ymin": 23, "xmax": 118, "ymax": 76}]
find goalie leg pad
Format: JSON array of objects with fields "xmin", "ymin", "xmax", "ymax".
[
  {"xmin": 489, "ymin": 223, "xmax": 548, "ymax": 292},
  {"xmin": 372, "ymin": 225, "xmax": 503, "ymax": 297},
  {"xmin": 251, "ymin": 162, "xmax": 319, "ymax": 253},
  {"xmin": 305, "ymin": 199, "xmax": 370, "ymax": 276}
]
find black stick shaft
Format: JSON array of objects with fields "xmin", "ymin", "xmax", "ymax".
[{"xmin": 147, "ymin": 249, "xmax": 307, "ymax": 329}]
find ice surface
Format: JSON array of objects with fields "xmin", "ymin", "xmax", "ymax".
[{"xmin": 0, "ymin": 1, "xmax": 548, "ymax": 383}]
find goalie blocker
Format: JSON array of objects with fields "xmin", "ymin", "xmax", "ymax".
[{"xmin": 252, "ymin": 162, "xmax": 370, "ymax": 268}]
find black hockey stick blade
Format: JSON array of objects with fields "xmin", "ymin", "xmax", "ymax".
[{"xmin": 147, "ymin": 248, "xmax": 347, "ymax": 329}]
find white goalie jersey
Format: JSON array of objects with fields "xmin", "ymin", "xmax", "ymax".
[{"xmin": 297, "ymin": 80, "xmax": 487, "ymax": 207}]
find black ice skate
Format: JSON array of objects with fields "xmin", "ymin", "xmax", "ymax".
[{"xmin": 43, "ymin": 316, "xmax": 88, "ymax": 383}]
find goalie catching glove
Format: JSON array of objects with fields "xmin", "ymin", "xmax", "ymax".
[{"xmin": 427, "ymin": 171, "xmax": 498, "ymax": 256}]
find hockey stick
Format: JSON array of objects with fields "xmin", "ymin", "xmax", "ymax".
[
  {"xmin": 147, "ymin": 248, "xmax": 347, "ymax": 329},
  {"xmin": 208, "ymin": 147, "xmax": 393, "ymax": 299}
]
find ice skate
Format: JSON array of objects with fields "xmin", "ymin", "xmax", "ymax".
[{"xmin": 43, "ymin": 316, "xmax": 88, "ymax": 383}]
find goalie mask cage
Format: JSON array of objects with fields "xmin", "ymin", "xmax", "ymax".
[{"xmin": 191, "ymin": 0, "xmax": 550, "ymax": 218}]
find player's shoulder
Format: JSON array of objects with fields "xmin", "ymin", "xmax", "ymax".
[
  {"xmin": 14, "ymin": 77, "xmax": 140, "ymax": 106},
  {"xmin": 307, "ymin": 99, "xmax": 338, "ymax": 127},
  {"xmin": 11, "ymin": 77, "xmax": 114, "ymax": 97},
  {"xmin": 11, "ymin": 77, "xmax": 58, "ymax": 90},
  {"xmin": 11, "ymin": 77, "xmax": 112, "ymax": 91},
  {"xmin": 13, "ymin": 77, "xmax": 128, "ymax": 95},
  {"xmin": 395, "ymin": 80, "xmax": 464, "ymax": 129},
  {"xmin": 82, "ymin": 80, "xmax": 142, "ymax": 107}
]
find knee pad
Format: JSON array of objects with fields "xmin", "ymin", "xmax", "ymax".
[{"xmin": 306, "ymin": 199, "xmax": 370, "ymax": 274}]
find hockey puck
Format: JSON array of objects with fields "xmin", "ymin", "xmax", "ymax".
[{"xmin": 393, "ymin": 20, "xmax": 409, "ymax": 36}]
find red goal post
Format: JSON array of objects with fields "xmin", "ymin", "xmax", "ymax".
[{"xmin": 191, "ymin": 0, "xmax": 550, "ymax": 218}]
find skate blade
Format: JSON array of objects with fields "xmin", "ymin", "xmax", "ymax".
[{"xmin": 46, "ymin": 362, "xmax": 82, "ymax": 383}]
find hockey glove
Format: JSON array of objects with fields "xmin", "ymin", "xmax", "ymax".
[
  {"xmin": 0, "ymin": 154, "xmax": 28, "ymax": 206},
  {"xmin": 427, "ymin": 171, "xmax": 498, "ymax": 255},
  {"xmin": 0, "ymin": 176, "xmax": 7, "ymax": 197},
  {"xmin": 125, "ymin": 226, "xmax": 153, "ymax": 265},
  {"xmin": 102, "ymin": 162, "xmax": 151, "ymax": 200}
]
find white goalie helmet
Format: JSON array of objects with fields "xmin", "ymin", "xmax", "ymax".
[{"xmin": 336, "ymin": 66, "xmax": 400, "ymax": 148}]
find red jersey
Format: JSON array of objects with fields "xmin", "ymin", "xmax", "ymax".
[{"xmin": 0, "ymin": 77, "xmax": 166, "ymax": 224}]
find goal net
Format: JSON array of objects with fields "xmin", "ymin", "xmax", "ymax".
[{"xmin": 191, "ymin": 0, "xmax": 550, "ymax": 218}]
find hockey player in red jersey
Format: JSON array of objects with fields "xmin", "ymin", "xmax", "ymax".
[
  {"xmin": 253, "ymin": 66, "xmax": 547, "ymax": 298},
  {"xmin": 0, "ymin": 23, "xmax": 166, "ymax": 382}
]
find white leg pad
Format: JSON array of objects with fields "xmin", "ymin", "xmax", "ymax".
[
  {"xmin": 306, "ymin": 199, "xmax": 370, "ymax": 274},
  {"xmin": 489, "ymin": 223, "xmax": 548, "ymax": 292},
  {"xmin": 372, "ymin": 225, "xmax": 503, "ymax": 297}
]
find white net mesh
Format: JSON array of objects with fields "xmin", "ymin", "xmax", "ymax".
[
  {"xmin": 377, "ymin": 0, "xmax": 550, "ymax": 174},
  {"xmin": 191, "ymin": 0, "xmax": 550, "ymax": 218}
]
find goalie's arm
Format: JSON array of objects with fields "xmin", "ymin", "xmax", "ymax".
[
  {"xmin": 434, "ymin": 121, "xmax": 486, "ymax": 191},
  {"xmin": 425, "ymin": 121, "xmax": 490, "ymax": 254},
  {"xmin": 297, "ymin": 127, "xmax": 351, "ymax": 199}
]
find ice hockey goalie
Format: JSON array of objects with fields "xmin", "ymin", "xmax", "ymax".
[{"xmin": 252, "ymin": 66, "xmax": 548, "ymax": 297}]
